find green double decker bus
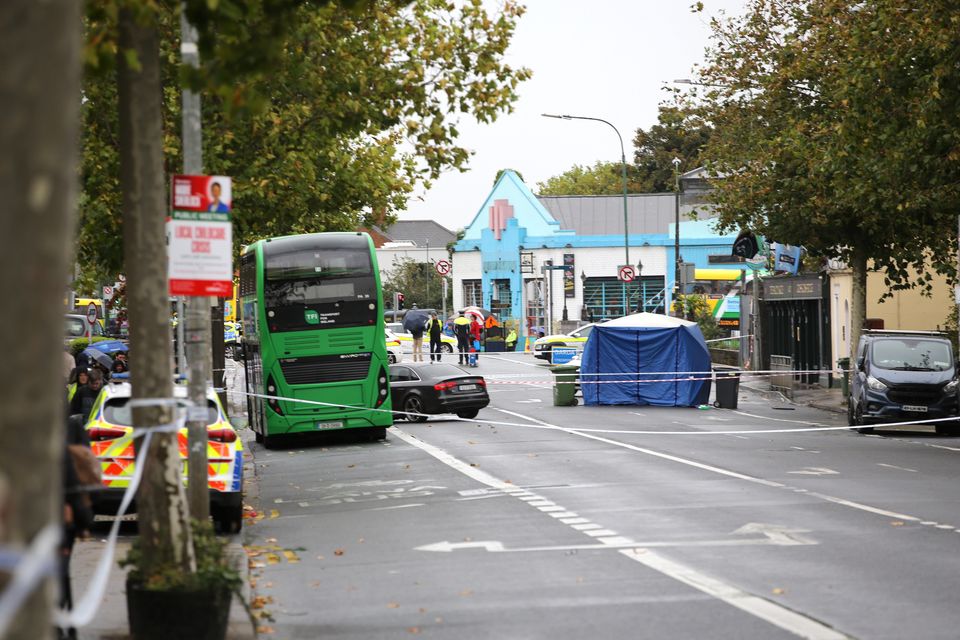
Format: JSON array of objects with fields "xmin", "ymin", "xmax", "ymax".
[{"xmin": 239, "ymin": 232, "xmax": 393, "ymax": 447}]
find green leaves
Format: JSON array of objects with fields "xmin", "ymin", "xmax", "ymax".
[
  {"xmin": 693, "ymin": 0, "xmax": 960, "ymax": 292},
  {"xmin": 79, "ymin": 0, "xmax": 529, "ymax": 276}
]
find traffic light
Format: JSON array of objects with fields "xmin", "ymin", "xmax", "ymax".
[{"xmin": 396, "ymin": 292, "xmax": 405, "ymax": 310}]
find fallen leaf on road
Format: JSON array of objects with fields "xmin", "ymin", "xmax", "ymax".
[
  {"xmin": 283, "ymin": 550, "xmax": 300, "ymax": 563},
  {"xmin": 387, "ymin": 602, "xmax": 400, "ymax": 609},
  {"xmin": 772, "ymin": 588, "xmax": 785, "ymax": 595},
  {"xmin": 265, "ymin": 553, "xmax": 281, "ymax": 565},
  {"xmin": 357, "ymin": 538, "xmax": 365, "ymax": 544},
  {"xmin": 459, "ymin": 589, "xmax": 473, "ymax": 597},
  {"xmin": 434, "ymin": 617, "xmax": 443, "ymax": 624},
  {"xmin": 469, "ymin": 463, "xmax": 479, "ymax": 468},
  {"xmin": 467, "ymin": 441, "xmax": 476, "ymax": 445},
  {"xmin": 269, "ymin": 510, "xmax": 279, "ymax": 519},
  {"xmin": 264, "ymin": 581, "xmax": 274, "ymax": 588},
  {"xmin": 407, "ymin": 627, "xmax": 420, "ymax": 634},
  {"xmin": 310, "ymin": 581, "xmax": 321, "ymax": 588},
  {"xmin": 403, "ymin": 465, "xmax": 411, "ymax": 469},
  {"xmin": 316, "ymin": 555, "xmax": 325, "ymax": 561},
  {"xmin": 334, "ymin": 548, "xmax": 345, "ymax": 556},
  {"xmin": 527, "ymin": 454, "xmax": 538, "ymax": 458},
  {"xmin": 347, "ymin": 464, "xmax": 356, "ymax": 468},
  {"xmin": 890, "ymin": 521, "xmax": 905, "ymax": 526},
  {"xmin": 249, "ymin": 561, "xmax": 266, "ymax": 569},
  {"xmin": 251, "ymin": 596, "xmax": 274, "ymax": 609},
  {"xmin": 419, "ymin": 608, "xmax": 427, "ymax": 614},
  {"xmin": 257, "ymin": 626, "xmax": 275, "ymax": 634},
  {"xmin": 265, "ymin": 538, "xmax": 278, "ymax": 543}
]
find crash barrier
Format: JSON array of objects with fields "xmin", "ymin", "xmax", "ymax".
[
  {"xmin": 769, "ymin": 355, "xmax": 794, "ymax": 399},
  {"xmin": 224, "ymin": 387, "xmax": 959, "ymax": 436}
]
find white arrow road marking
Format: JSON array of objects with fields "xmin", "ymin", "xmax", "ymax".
[
  {"xmin": 416, "ymin": 523, "xmax": 816, "ymax": 553},
  {"xmin": 516, "ymin": 399, "xmax": 542, "ymax": 404},
  {"xmin": 787, "ymin": 467, "xmax": 839, "ymax": 476}
]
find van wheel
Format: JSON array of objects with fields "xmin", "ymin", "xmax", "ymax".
[
  {"xmin": 442, "ymin": 344, "xmax": 453, "ymax": 353},
  {"xmin": 846, "ymin": 399, "xmax": 856, "ymax": 426},
  {"xmin": 854, "ymin": 406, "xmax": 873, "ymax": 434},
  {"xmin": 213, "ymin": 504, "xmax": 243, "ymax": 534}
]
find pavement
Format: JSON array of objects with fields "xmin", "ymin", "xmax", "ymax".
[
  {"xmin": 70, "ymin": 429, "xmax": 257, "ymax": 639},
  {"xmin": 740, "ymin": 378, "xmax": 847, "ymax": 415}
]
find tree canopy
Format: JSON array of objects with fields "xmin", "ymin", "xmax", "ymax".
[
  {"xmin": 77, "ymin": 0, "xmax": 531, "ymax": 285},
  {"xmin": 536, "ymin": 161, "xmax": 623, "ymax": 196},
  {"xmin": 689, "ymin": 0, "xmax": 960, "ymax": 354}
]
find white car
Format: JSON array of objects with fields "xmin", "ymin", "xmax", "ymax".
[
  {"xmin": 533, "ymin": 323, "xmax": 599, "ymax": 360},
  {"xmin": 385, "ymin": 330, "xmax": 404, "ymax": 364},
  {"xmin": 385, "ymin": 322, "xmax": 456, "ymax": 354}
]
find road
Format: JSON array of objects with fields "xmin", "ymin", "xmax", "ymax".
[{"xmin": 240, "ymin": 353, "xmax": 960, "ymax": 639}]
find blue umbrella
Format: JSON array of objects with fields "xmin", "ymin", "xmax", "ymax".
[{"xmin": 88, "ymin": 340, "xmax": 129, "ymax": 355}]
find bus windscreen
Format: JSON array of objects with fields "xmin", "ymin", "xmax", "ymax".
[{"xmin": 264, "ymin": 249, "xmax": 376, "ymax": 331}]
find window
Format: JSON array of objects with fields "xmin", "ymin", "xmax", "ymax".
[
  {"xmin": 490, "ymin": 279, "xmax": 511, "ymax": 315},
  {"xmin": 462, "ymin": 280, "xmax": 482, "ymax": 308},
  {"xmin": 583, "ymin": 277, "xmax": 665, "ymax": 321},
  {"xmin": 389, "ymin": 366, "xmax": 412, "ymax": 382}
]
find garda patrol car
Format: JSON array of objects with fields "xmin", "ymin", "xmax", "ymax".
[
  {"xmin": 385, "ymin": 322, "xmax": 456, "ymax": 353},
  {"xmin": 385, "ymin": 330, "xmax": 404, "ymax": 364},
  {"xmin": 84, "ymin": 382, "xmax": 244, "ymax": 532},
  {"xmin": 532, "ymin": 323, "xmax": 599, "ymax": 360}
]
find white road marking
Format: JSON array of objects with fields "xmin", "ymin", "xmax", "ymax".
[
  {"xmin": 876, "ymin": 463, "xmax": 918, "ymax": 473},
  {"xmin": 516, "ymin": 399, "xmax": 543, "ymax": 404},
  {"xmin": 549, "ymin": 511, "xmax": 579, "ymax": 518},
  {"xmin": 396, "ymin": 423, "xmax": 836, "ymax": 638},
  {"xmin": 367, "ymin": 503, "xmax": 425, "ymax": 511},
  {"xmin": 787, "ymin": 467, "xmax": 839, "ymax": 476},
  {"xmin": 620, "ymin": 549, "xmax": 848, "ymax": 640},
  {"xmin": 494, "ymin": 408, "xmax": 942, "ymax": 528},
  {"xmin": 926, "ymin": 444, "xmax": 960, "ymax": 452},
  {"xmin": 731, "ymin": 409, "xmax": 830, "ymax": 426},
  {"xmin": 417, "ymin": 528, "xmax": 818, "ymax": 554}
]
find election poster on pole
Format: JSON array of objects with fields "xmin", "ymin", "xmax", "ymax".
[{"xmin": 168, "ymin": 175, "xmax": 233, "ymax": 297}]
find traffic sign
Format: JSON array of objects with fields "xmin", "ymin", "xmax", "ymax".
[
  {"xmin": 617, "ymin": 265, "xmax": 636, "ymax": 282},
  {"xmin": 103, "ymin": 285, "xmax": 113, "ymax": 299},
  {"xmin": 435, "ymin": 259, "xmax": 451, "ymax": 276},
  {"xmin": 86, "ymin": 302, "xmax": 99, "ymax": 324}
]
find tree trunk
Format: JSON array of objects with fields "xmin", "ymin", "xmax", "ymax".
[
  {"xmin": 849, "ymin": 245, "xmax": 868, "ymax": 363},
  {"xmin": 117, "ymin": 8, "xmax": 195, "ymax": 577},
  {"xmin": 0, "ymin": 2, "xmax": 81, "ymax": 635}
]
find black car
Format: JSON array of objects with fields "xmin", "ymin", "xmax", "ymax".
[
  {"xmin": 389, "ymin": 363, "xmax": 489, "ymax": 422},
  {"xmin": 848, "ymin": 330, "xmax": 959, "ymax": 434}
]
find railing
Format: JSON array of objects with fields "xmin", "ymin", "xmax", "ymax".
[{"xmin": 769, "ymin": 354, "xmax": 794, "ymax": 399}]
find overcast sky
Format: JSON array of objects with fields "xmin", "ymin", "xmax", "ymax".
[{"xmin": 399, "ymin": 0, "xmax": 748, "ymax": 232}]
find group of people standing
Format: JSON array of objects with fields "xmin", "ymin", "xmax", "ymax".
[{"xmin": 407, "ymin": 311, "xmax": 483, "ymax": 365}]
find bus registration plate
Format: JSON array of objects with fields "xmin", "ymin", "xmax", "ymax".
[{"xmin": 316, "ymin": 421, "xmax": 344, "ymax": 430}]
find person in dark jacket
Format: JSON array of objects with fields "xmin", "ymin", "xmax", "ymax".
[
  {"xmin": 60, "ymin": 412, "xmax": 93, "ymax": 640},
  {"xmin": 454, "ymin": 312, "xmax": 470, "ymax": 365},
  {"xmin": 69, "ymin": 368, "xmax": 103, "ymax": 419},
  {"xmin": 426, "ymin": 312, "xmax": 443, "ymax": 362}
]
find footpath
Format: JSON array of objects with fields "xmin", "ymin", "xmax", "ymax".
[
  {"xmin": 71, "ymin": 429, "xmax": 257, "ymax": 640},
  {"xmin": 740, "ymin": 378, "xmax": 847, "ymax": 415}
]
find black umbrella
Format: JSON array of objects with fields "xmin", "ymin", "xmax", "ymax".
[
  {"xmin": 402, "ymin": 309, "xmax": 430, "ymax": 333},
  {"xmin": 81, "ymin": 347, "xmax": 113, "ymax": 371}
]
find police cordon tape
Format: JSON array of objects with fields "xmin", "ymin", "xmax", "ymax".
[
  {"xmin": 480, "ymin": 368, "xmax": 853, "ymax": 385},
  {"xmin": 223, "ymin": 388, "xmax": 960, "ymax": 435}
]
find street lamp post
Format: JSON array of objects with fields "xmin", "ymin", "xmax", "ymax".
[
  {"xmin": 636, "ymin": 259, "xmax": 643, "ymax": 312},
  {"xmin": 672, "ymin": 156, "xmax": 682, "ymax": 305},
  {"xmin": 542, "ymin": 114, "xmax": 630, "ymax": 268}
]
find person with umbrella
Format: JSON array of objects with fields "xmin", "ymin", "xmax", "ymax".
[
  {"xmin": 80, "ymin": 347, "xmax": 114, "ymax": 381},
  {"xmin": 453, "ymin": 311, "xmax": 471, "ymax": 365},
  {"xmin": 402, "ymin": 309, "xmax": 430, "ymax": 363},
  {"xmin": 469, "ymin": 314, "xmax": 483, "ymax": 362}
]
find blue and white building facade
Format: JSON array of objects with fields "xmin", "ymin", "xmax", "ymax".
[{"xmin": 450, "ymin": 169, "xmax": 741, "ymax": 343}]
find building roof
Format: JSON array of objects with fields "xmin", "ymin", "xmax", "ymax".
[
  {"xmin": 537, "ymin": 194, "xmax": 716, "ymax": 236},
  {"xmin": 377, "ymin": 220, "xmax": 456, "ymax": 248}
]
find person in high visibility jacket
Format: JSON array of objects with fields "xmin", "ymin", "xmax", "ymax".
[{"xmin": 66, "ymin": 367, "xmax": 89, "ymax": 402}]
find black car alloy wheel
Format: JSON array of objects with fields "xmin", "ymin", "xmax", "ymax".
[{"xmin": 404, "ymin": 394, "xmax": 428, "ymax": 423}]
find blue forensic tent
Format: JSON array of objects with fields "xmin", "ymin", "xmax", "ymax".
[{"xmin": 581, "ymin": 313, "xmax": 711, "ymax": 407}]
